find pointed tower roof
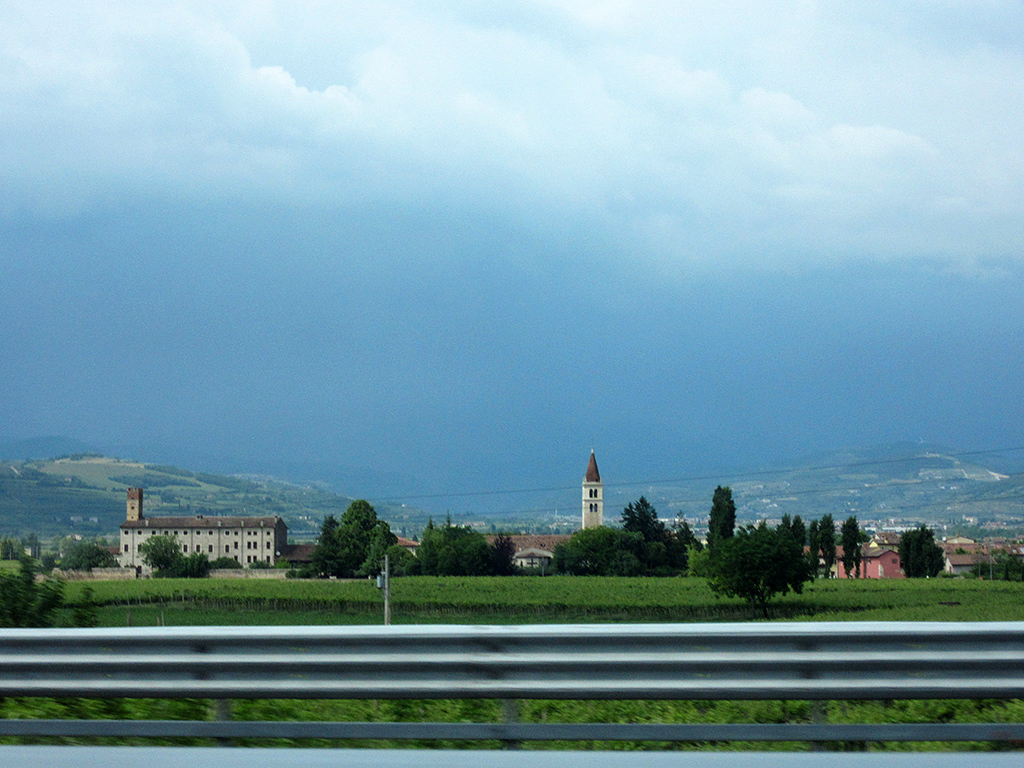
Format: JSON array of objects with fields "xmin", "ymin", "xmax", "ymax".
[{"xmin": 585, "ymin": 451, "xmax": 601, "ymax": 482}]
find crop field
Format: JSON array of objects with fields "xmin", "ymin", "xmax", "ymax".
[
  {"xmin": 3, "ymin": 576, "xmax": 1021, "ymax": 752},
  {"xmin": 62, "ymin": 575, "xmax": 1024, "ymax": 626}
]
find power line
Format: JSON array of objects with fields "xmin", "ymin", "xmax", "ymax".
[{"xmin": 371, "ymin": 445, "xmax": 1024, "ymax": 504}]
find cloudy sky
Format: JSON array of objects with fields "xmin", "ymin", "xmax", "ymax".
[{"xmin": 2, "ymin": 1, "xmax": 1023, "ymax": 511}]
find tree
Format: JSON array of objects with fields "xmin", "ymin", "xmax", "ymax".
[
  {"xmin": 807, "ymin": 518, "xmax": 819, "ymax": 573},
  {"xmin": 311, "ymin": 501, "xmax": 397, "ymax": 578},
  {"xmin": 0, "ymin": 537, "xmax": 19, "ymax": 560},
  {"xmin": 491, "ymin": 534, "xmax": 517, "ymax": 576},
  {"xmin": 311, "ymin": 515, "xmax": 343, "ymax": 577},
  {"xmin": 672, "ymin": 519, "xmax": 700, "ymax": 575},
  {"xmin": 138, "ymin": 535, "xmax": 209, "ymax": 578},
  {"xmin": 384, "ymin": 545, "xmax": 416, "ymax": 576},
  {"xmin": 674, "ymin": 519, "xmax": 701, "ymax": 552},
  {"xmin": 414, "ymin": 519, "xmax": 440, "ymax": 575},
  {"xmin": 816, "ymin": 515, "xmax": 836, "ymax": 577},
  {"xmin": 179, "ymin": 551, "xmax": 211, "ymax": 578},
  {"xmin": 840, "ymin": 516, "xmax": 863, "ymax": 578},
  {"xmin": 359, "ymin": 519, "xmax": 399, "ymax": 576},
  {"xmin": 413, "ymin": 519, "xmax": 494, "ymax": 576},
  {"xmin": 707, "ymin": 522, "xmax": 812, "ymax": 618},
  {"xmin": 778, "ymin": 515, "xmax": 806, "ymax": 551},
  {"xmin": 899, "ymin": 525, "xmax": 944, "ymax": 578},
  {"xmin": 139, "ymin": 535, "xmax": 185, "ymax": 575},
  {"xmin": 553, "ymin": 527, "xmax": 643, "ymax": 576},
  {"xmin": 620, "ymin": 497, "xmax": 686, "ymax": 575},
  {"xmin": 622, "ymin": 497, "xmax": 666, "ymax": 543},
  {"xmin": 0, "ymin": 557, "xmax": 65, "ymax": 628},
  {"xmin": 60, "ymin": 540, "xmax": 118, "ymax": 571},
  {"xmin": 707, "ymin": 486, "xmax": 736, "ymax": 550}
]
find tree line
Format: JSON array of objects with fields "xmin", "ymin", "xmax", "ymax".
[{"xmin": 307, "ymin": 501, "xmax": 517, "ymax": 578}]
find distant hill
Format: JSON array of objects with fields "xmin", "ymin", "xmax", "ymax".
[
  {"xmin": 2, "ymin": 442, "xmax": 1022, "ymax": 541},
  {"xmin": 0, "ymin": 436, "xmax": 103, "ymax": 462},
  {"xmin": 634, "ymin": 443, "xmax": 1024, "ymax": 534},
  {"xmin": 0, "ymin": 455, "xmax": 425, "ymax": 540}
]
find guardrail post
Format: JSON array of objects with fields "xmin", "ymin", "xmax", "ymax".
[
  {"xmin": 501, "ymin": 699, "xmax": 521, "ymax": 750},
  {"xmin": 799, "ymin": 636, "xmax": 825, "ymax": 752}
]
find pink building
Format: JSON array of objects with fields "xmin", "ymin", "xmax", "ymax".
[{"xmin": 834, "ymin": 543, "xmax": 905, "ymax": 578}]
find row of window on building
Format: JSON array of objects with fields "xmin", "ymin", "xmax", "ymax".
[{"xmin": 132, "ymin": 529, "xmax": 268, "ymax": 537}]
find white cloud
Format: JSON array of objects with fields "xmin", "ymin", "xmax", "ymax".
[{"xmin": 0, "ymin": 1, "xmax": 1022, "ymax": 267}]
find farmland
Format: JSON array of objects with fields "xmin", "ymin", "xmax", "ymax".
[
  {"xmin": 3, "ymin": 576, "xmax": 1023, "ymax": 752},
  {"xmin": 62, "ymin": 575, "xmax": 1024, "ymax": 626}
]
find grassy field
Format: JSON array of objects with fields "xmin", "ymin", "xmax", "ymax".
[
  {"xmin": 61, "ymin": 574, "xmax": 1024, "ymax": 626},
  {"xmin": 4, "ymin": 575, "xmax": 1023, "ymax": 752}
]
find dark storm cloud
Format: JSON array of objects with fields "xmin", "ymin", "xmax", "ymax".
[{"xmin": 2, "ymin": 2, "xmax": 1023, "ymax": 507}]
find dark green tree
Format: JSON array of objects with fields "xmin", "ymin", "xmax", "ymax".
[
  {"xmin": 0, "ymin": 557, "xmax": 65, "ymax": 627},
  {"xmin": 309, "ymin": 502, "xmax": 396, "ymax": 578},
  {"xmin": 671, "ymin": 519, "xmax": 699, "ymax": 575},
  {"xmin": 139, "ymin": 535, "xmax": 185, "ymax": 575},
  {"xmin": 840, "ymin": 516, "xmax": 863, "ymax": 578},
  {"xmin": 414, "ymin": 519, "xmax": 439, "ymax": 575},
  {"xmin": 673, "ymin": 519, "xmax": 701, "ymax": 551},
  {"xmin": 778, "ymin": 514, "xmax": 807, "ymax": 550},
  {"xmin": 807, "ymin": 518, "xmax": 821, "ymax": 574},
  {"xmin": 621, "ymin": 497, "xmax": 686, "ymax": 575},
  {"xmin": 707, "ymin": 522, "xmax": 812, "ymax": 618},
  {"xmin": 384, "ymin": 544, "xmax": 417, "ymax": 576},
  {"xmin": 311, "ymin": 515, "xmax": 343, "ymax": 577},
  {"xmin": 413, "ymin": 519, "xmax": 494, "ymax": 576},
  {"xmin": 491, "ymin": 534, "xmax": 518, "ymax": 576},
  {"xmin": 0, "ymin": 537, "xmax": 19, "ymax": 560},
  {"xmin": 61, "ymin": 540, "xmax": 118, "ymax": 571},
  {"xmin": 816, "ymin": 515, "xmax": 836, "ymax": 577},
  {"xmin": 138, "ymin": 535, "xmax": 208, "ymax": 578},
  {"xmin": 179, "ymin": 551, "xmax": 211, "ymax": 578},
  {"xmin": 553, "ymin": 527, "xmax": 643, "ymax": 576},
  {"xmin": 707, "ymin": 486, "xmax": 736, "ymax": 550},
  {"xmin": 622, "ymin": 497, "xmax": 666, "ymax": 543},
  {"xmin": 992, "ymin": 551, "xmax": 1024, "ymax": 581},
  {"xmin": 359, "ymin": 518, "xmax": 399, "ymax": 576},
  {"xmin": 899, "ymin": 525, "xmax": 945, "ymax": 578}
]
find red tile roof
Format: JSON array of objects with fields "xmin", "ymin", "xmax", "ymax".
[
  {"xmin": 120, "ymin": 515, "xmax": 282, "ymax": 529},
  {"xmin": 585, "ymin": 451, "xmax": 601, "ymax": 482},
  {"xmin": 485, "ymin": 534, "xmax": 571, "ymax": 554}
]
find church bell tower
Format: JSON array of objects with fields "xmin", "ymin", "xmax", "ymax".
[
  {"xmin": 127, "ymin": 487, "xmax": 143, "ymax": 522},
  {"xmin": 582, "ymin": 451, "xmax": 603, "ymax": 529}
]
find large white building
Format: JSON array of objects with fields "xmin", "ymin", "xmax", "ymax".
[{"xmin": 119, "ymin": 488, "xmax": 288, "ymax": 568}]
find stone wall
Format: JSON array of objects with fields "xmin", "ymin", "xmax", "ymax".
[
  {"xmin": 54, "ymin": 568, "xmax": 139, "ymax": 581},
  {"xmin": 208, "ymin": 568, "xmax": 289, "ymax": 579}
]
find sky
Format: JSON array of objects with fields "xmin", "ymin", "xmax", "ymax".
[{"xmin": 2, "ymin": 1, "xmax": 1024, "ymax": 513}]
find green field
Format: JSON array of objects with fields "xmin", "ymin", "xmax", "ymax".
[
  {"xmin": 61, "ymin": 575, "xmax": 1024, "ymax": 626},
  {"xmin": 5, "ymin": 576, "xmax": 1024, "ymax": 752}
]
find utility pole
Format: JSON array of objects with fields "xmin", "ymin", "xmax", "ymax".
[{"xmin": 377, "ymin": 553, "xmax": 391, "ymax": 625}]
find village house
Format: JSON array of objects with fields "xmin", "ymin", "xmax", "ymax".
[
  {"xmin": 831, "ymin": 532, "xmax": 907, "ymax": 579},
  {"xmin": 944, "ymin": 551, "xmax": 996, "ymax": 576},
  {"xmin": 484, "ymin": 534, "xmax": 570, "ymax": 572}
]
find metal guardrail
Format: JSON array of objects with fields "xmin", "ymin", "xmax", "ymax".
[
  {"xmin": 1, "ymin": 622, "xmax": 1022, "ymax": 747},
  {"xmin": 4, "ymin": 746, "xmax": 1024, "ymax": 768}
]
